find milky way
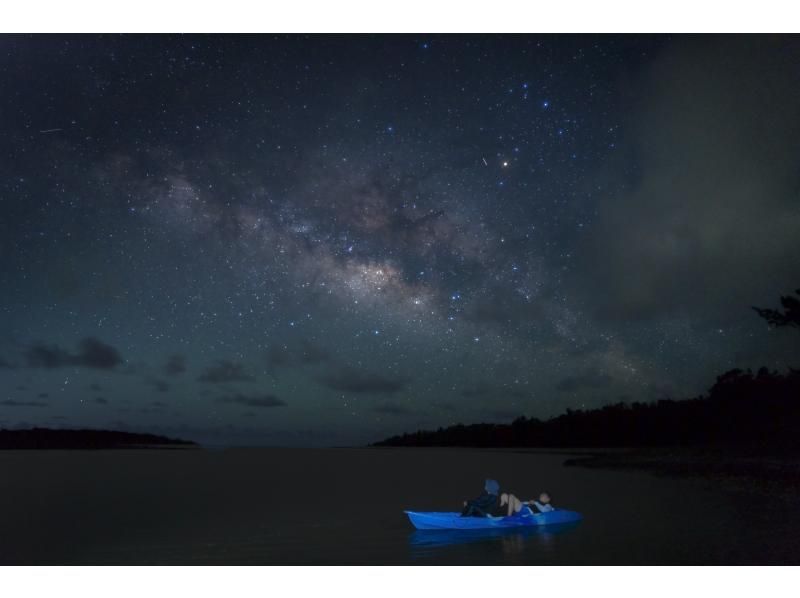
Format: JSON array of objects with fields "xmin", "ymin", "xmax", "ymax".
[{"xmin": 1, "ymin": 35, "xmax": 799, "ymax": 445}]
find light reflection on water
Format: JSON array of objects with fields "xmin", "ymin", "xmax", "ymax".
[{"xmin": 409, "ymin": 522, "xmax": 581, "ymax": 558}]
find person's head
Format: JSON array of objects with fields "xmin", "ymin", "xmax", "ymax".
[
  {"xmin": 539, "ymin": 492, "xmax": 551, "ymax": 504},
  {"xmin": 485, "ymin": 479, "xmax": 500, "ymax": 495}
]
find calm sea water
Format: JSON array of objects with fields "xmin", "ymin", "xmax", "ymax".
[{"xmin": 1, "ymin": 447, "xmax": 797, "ymax": 565}]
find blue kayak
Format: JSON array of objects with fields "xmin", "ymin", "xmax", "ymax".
[{"xmin": 405, "ymin": 508, "xmax": 582, "ymax": 530}]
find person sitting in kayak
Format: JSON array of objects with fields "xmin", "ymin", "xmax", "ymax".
[
  {"xmin": 532, "ymin": 492, "xmax": 555, "ymax": 513},
  {"xmin": 501, "ymin": 491, "xmax": 555, "ymax": 516},
  {"xmin": 500, "ymin": 492, "xmax": 525, "ymax": 516},
  {"xmin": 461, "ymin": 478, "xmax": 502, "ymax": 517}
]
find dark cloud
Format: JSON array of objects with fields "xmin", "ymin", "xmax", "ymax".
[
  {"xmin": 216, "ymin": 393, "xmax": 287, "ymax": 408},
  {"xmin": 317, "ymin": 367, "xmax": 407, "ymax": 394},
  {"xmin": 373, "ymin": 403, "xmax": 413, "ymax": 416},
  {"xmin": 0, "ymin": 399, "xmax": 48, "ymax": 407},
  {"xmin": 266, "ymin": 340, "xmax": 331, "ymax": 372},
  {"xmin": 265, "ymin": 345, "xmax": 291, "ymax": 369},
  {"xmin": 0, "ymin": 357, "xmax": 16, "ymax": 369},
  {"xmin": 461, "ymin": 382, "xmax": 530, "ymax": 400},
  {"xmin": 147, "ymin": 379, "xmax": 170, "ymax": 392},
  {"xmin": 163, "ymin": 354, "xmax": 186, "ymax": 376},
  {"xmin": 121, "ymin": 361, "xmax": 149, "ymax": 376},
  {"xmin": 25, "ymin": 337, "xmax": 123, "ymax": 370},
  {"xmin": 197, "ymin": 360, "xmax": 255, "ymax": 383},
  {"xmin": 37, "ymin": 392, "xmax": 49, "ymax": 399},
  {"xmin": 77, "ymin": 337, "xmax": 125, "ymax": 369},
  {"xmin": 89, "ymin": 383, "xmax": 103, "ymax": 391},
  {"xmin": 94, "ymin": 397, "xmax": 108, "ymax": 405},
  {"xmin": 573, "ymin": 36, "xmax": 800, "ymax": 321},
  {"xmin": 556, "ymin": 371, "xmax": 614, "ymax": 393}
]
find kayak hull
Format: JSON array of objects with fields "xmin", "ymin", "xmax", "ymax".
[{"xmin": 404, "ymin": 509, "xmax": 582, "ymax": 530}]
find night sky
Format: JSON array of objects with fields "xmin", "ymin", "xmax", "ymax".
[{"xmin": 1, "ymin": 35, "xmax": 799, "ymax": 446}]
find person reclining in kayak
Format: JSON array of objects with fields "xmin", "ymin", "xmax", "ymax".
[
  {"xmin": 460, "ymin": 478, "xmax": 503, "ymax": 517},
  {"xmin": 500, "ymin": 492, "xmax": 555, "ymax": 517}
]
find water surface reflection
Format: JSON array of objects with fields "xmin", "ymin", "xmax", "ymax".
[{"xmin": 409, "ymin": 521, "xmax": 582, "ymax": 558}]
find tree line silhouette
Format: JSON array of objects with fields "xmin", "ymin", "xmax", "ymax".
[
  {"xmin": 374, "ymin": 289, "xmax": 800, "ymax": 452},
  {"xmin": 0, "ymin": 428, "xmax": 197, "ymax": 450}
]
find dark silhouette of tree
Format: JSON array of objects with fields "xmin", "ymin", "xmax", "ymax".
[
  {"xmin": 373, "ymin": 367, "xmax": 800, "ymax": 451},
  {"xmin": 374, "ymin": 294, "xmax": 800, "ymax": 452},
  {"xmin": 753, "ymin": 288, "xmax": 800, "ymax": 328}
]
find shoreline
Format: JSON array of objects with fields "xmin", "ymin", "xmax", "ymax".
[{"xmin": 369, "ymin": 444, "xmax": 800, "ymax": 499}]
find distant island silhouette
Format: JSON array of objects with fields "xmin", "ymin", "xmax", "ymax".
[
  {"xmin": 0, "ymin": 428, "xmax": 197, "ymax": 450},
  {"xmin": 375, "ymin": 289, "xmax": 800, "ymax": 452},
  {"xmin": 372, "ymin": 367, "xmax": 800, "ymax": 451}
]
